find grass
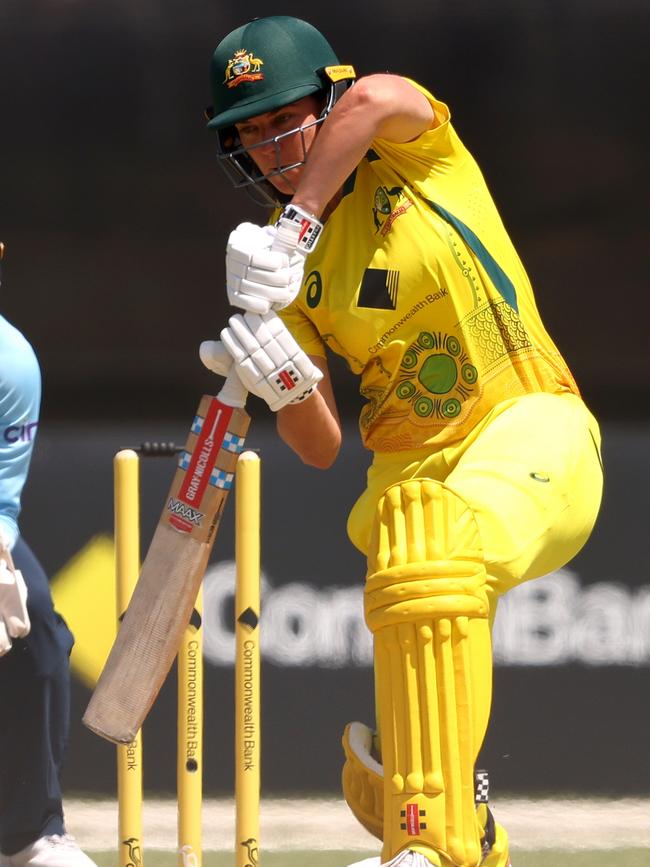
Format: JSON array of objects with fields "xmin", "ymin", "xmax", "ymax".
[
  {"xmin": 511, "ymin": 853, "xmax": 648, "ymax": 867},
  {"xmin": 89, "ymin": 849, "xmax": 650, "ymax": 866}
]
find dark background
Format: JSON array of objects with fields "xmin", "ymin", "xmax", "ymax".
[{"xmin": 1, "ymin": 0, "xmax": 649, "ymax": 798}]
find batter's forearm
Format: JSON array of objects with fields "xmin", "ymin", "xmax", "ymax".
[
  {"xmin": 292, "ymin": 74, "xmax": 435, "ymax": 218},
  {"xmin": 276, "ymin": 389, "xmax": 341, "ymax": 469}
]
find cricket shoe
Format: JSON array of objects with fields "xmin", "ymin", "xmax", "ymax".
[
  {"xmin": 1, "ymin": 835, "xmax": 98, "ymax": 867},
  {"xmin": 347, "ymin": 850, "xmax": 437, "ymax": 867}
]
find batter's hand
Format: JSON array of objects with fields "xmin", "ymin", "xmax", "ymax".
[
  {"xmin": 201, "ymin": 311, "xmax": 322, "ymax": 412},
  {"xmin": 226, "ymin": 206, "xmax": 323, "ymax": 315},
  {"xmin": 0, "ymin": 535, "xmax": 30, "ymax": 656}
]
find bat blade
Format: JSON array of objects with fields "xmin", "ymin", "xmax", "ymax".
[{"xmin": 83, "ymin": 393, "xmax": 249, "ymax": 744}]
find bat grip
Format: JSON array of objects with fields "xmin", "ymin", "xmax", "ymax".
[{"xmin": 217, "ymin": 367, "xmax": 248, "ymax": 408}]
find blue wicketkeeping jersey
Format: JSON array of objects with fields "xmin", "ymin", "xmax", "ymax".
[{"xmin": 0, "ymin": 314, "xmax": 41, "ymax": 549}]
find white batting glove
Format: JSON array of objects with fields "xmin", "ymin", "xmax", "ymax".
[
  {"xmin": 217, "ymin": 311, "xmax": 323, "ymax": 412},
  {"xmin": 226, "ymin": 206, "xmax": 323, "ymax": 315},
  {"xmin": 0, "ymin": 537, "xmax": 30, "ymax": 656}
]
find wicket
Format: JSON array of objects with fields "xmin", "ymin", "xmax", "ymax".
[
  {"xmin": 114, "ymin": 445, "xmax": 261, "ymax": 866},
  {"xmin": 235, "ymin": 451, "xmax": 261, "ymax": 867},
  {"xmin": 114, "ymin": 449, "xmax": 144, "ymax": 867}
]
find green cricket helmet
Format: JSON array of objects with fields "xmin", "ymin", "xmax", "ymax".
[{"xmin": 205, "ymin": 16, "xmax": 355, "ymax": 207}]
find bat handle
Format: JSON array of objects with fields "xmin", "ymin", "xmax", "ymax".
[{"xmin": 217, "ymin": 367, "xmax": 248, "ymax": 408}]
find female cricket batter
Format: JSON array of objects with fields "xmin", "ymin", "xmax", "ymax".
[{"xmin": 199, "ymin": 16, "xmax": 603, "ymax": 867}]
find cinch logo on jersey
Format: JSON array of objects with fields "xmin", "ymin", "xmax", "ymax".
[
  {"xmin": 2, "ymin": 421, "xmax": 39, "ymax": 443},
  {"xmin": 401, "ymin": 803, "xmax": 427, "ymax": 835},
  {"xmin": 224, "ymin": 49, "xmax": 264, "ymax": 88},
  {"xmin": 167, "ymin": 498, "xmax": 204, "ymax": 527}
]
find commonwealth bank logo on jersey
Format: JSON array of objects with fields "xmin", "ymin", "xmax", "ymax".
[
  {"xmin": 357, "ymin": 268, "xmax": 400, "ymax": 310},
  {"xmin": 224, "ymin": 49, "xmax": 264, "ymax": 87}
]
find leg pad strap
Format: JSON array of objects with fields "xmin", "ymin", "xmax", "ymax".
[{"xmin": 341, "ymin": 721, "xmax": 384, "ymax": 841}]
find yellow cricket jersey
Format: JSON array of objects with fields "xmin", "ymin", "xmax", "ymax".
[{"xmin": 279, "ymin": 79, "xmax": 579, "ymax": 452}]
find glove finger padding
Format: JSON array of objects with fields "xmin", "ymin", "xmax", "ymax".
[
  {"xmin": 229, "ymin": 248, "xmax": 294, "ymax": 285},
  {"xmin": 227, "ymin": 222, "xmax": 303, "ymax": 314},
  {"xmin": 225, "ymin": 208, "xmax": 323, "ymax": 315},
  {"xmin": 220, "ymin": 311, "xmax": 322, "ymax": 412},
  {"xmin": 228, "ymin": 222, "xmax": 277, "ymax": 256}
]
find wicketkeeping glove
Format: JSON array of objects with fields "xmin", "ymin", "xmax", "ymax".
[
  {"xmin": 226, "ymin": 205, "xmax": 323, "ymax": 315},
  {"xmin": 200, "ymin": 311, "xmax": 322, "ymax": 412},
  {"xmin": 0, "ymin": 538, "xmax": 30, "ymax": 656}
]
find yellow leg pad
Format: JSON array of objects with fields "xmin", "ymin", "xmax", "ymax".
[{"xmin": 365, "ymin": 480, "xmax": 492, "ymax": 867}]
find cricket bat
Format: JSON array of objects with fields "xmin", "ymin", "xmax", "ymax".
[{"xmin": 83, "ymin": 372, "xmax": 248, "ymax": 744}]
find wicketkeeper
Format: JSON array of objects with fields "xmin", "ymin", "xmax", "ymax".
[
  {"xmin": 0, "ymin": 244, "xmax": 97, "ymax": 867},
  {"xmin": 199, "ymin": 16, "xmax": 604, "ymax": 867}
]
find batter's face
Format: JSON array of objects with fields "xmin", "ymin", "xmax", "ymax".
[{"xmin": 234, "ymin": 95, "xmax": 324, "ymax": 194}]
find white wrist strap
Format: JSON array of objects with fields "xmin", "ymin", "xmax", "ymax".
[{"xmin": 276, "ymin": 204, "xmax": 323, "ymax": 253}]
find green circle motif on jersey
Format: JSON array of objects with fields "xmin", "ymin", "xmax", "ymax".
[
  {"xmin": 461, "ymin": 363, "xmax": 478, "ymax": 384},
  {"xmin": 414, "ymin": 396, "xmax": 434, "ymax": 417},
  {"xmin": 396, "ymin": 381, "xmax": 416, "ymax": 399},
  {"xmin": 418, "ymin": 331, "xmax": 435, "ymax": 350},
  {"xmin": 305, "ymin": 271, "xmax": 323, "ymax": 309},
  {"xmin": 447, "ymin": 336, "xmax": 461, "ymax": 356},
  {"xmin": 442, "ymin": 398, "xmax": 462, "ymax": 418},
  {"xmin": 418, "ymin": 354, "xmax": 458, "ymax": 394},
  {"xmin": 402, "ymin": 349, "xmax": 418, "ymax": 369}
]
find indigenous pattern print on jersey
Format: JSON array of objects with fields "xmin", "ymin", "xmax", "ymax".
[{"xmin": 279, "ymin": 80, "xmax": 579, "ymax": 452}]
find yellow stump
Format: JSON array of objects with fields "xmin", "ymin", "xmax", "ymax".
[
  {"xmin": 235, "ymin": 451, "xmax": 261, "ymax": 867},
  {"xmin": 115, "ymin": 450, "xmax": 144, "ymax": 867},
  {"xmin": 177, "ymin": 585, "xmax": 203, "ymax": 867}
]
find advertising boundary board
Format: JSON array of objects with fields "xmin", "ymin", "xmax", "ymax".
[{"xmin": 16, "ymin": 420, "xmax": 650, "ymax": 795}]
